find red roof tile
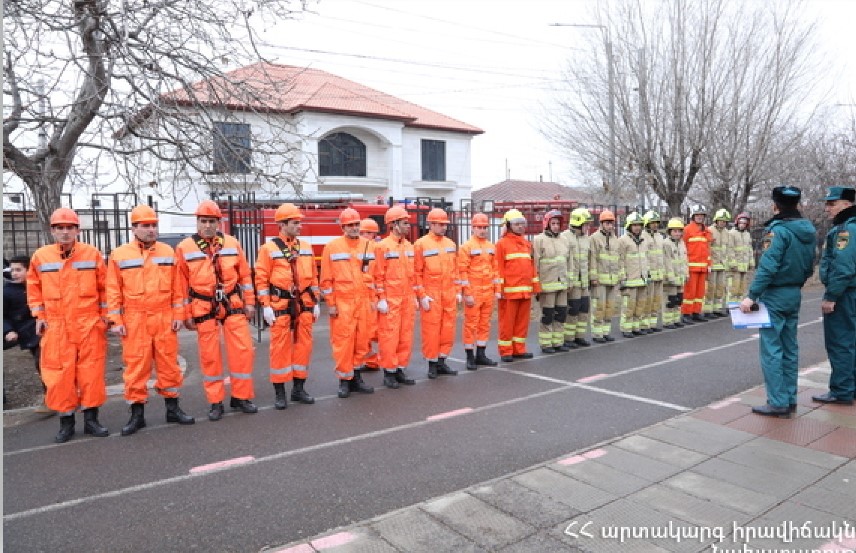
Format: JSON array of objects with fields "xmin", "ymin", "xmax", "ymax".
[
  {"xmin": 162, "ymin": 62, "xmax": 483, "ymax": 135},
  {"xmin": 472, "ymin": 180, "xmax": 586, "ymax": 204}
]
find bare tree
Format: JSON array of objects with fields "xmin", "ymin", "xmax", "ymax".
[
  {"xmin": 3, "ymin": 0, "xmax": 310, "ymax": 236},
  {"xmin": 544, "ymin": 0, "xmax": 820, "ymax": 216}
]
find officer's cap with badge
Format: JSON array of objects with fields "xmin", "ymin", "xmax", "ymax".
[
  {"xmin": 824, "ymin": 186, "xmax": 856, "ymax": 202},
  {"xmin": 771, "ymin": 185, "xmax": 801, "ymax": 206}
]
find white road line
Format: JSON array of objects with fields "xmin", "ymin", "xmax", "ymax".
[{"xmin": 3, "ymin": 386, "xmax": 568, "ymax": 522}]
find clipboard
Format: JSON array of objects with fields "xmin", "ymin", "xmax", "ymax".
[{"xmin": 728, "ymin": 301, "xmax": 772, "ymax": 329}]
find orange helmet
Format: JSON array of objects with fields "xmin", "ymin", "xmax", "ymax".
[
  {"xmin": 50, "ymin": 207, "xmax": 80, "ymax": 226},
  {"xmin": 338, "ymin": 208, "xmax": 361, "ymax": 226},
  {"xmin": 130, "ymin": 205, "xmax": 158, "ymax": 225},
  {"xmin": 274, "ymin": 203, "xmax": 303, "ymax": 222},
  {"xmin": 471, "ymin": 213, "xmax": 489, "ymax": 227},
  {"xmin": 195, "ymin": 200, "xmax": 222, "ymax": 219},
  {"xmin": 384, "ymin": 205, "xmax": 408, "ymax": 224},
  {"xmin": 542, "ymin": 209, "xmax": 563, "ymax": 230},
  {"xmin": 359, "ymin": 218, "xmax": 379, "ymax": 233},
  {"xmin": 426, "ymin": 208, "xmax": 450, "ymax": 224},
  {"xmin": 598, "ymin": 209, "xmax": 615, "ymax": 223}
]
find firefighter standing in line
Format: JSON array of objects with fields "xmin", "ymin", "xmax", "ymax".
[
  {"xmin": 813, "ymin": 186, "xmax": 856, "ymax": 406},
  {"xmin": 617, "ymin": 212, "xmax": 650, "ymax": 338},
  {"xmin": 176, "ymin": 200, "xmax": 257, "ymax": 421},
  {"xmin": 495, "ymin": 209, "xmax": 540, "ymax": 362},
  {"xmin": 373, "ymin": 206, "xmax": 418, "ymax": 388},
  {"xmin": 643, "ymin": 211, "xmax": 667, "ymax": 332},
  {"xmin": 533, "ymin": 210, "xmax": 571, "ymax": 353},
  {"xmin": 458, "ymin": 213, "xmax": 500, "ymax": 370},
  {"xmin": 662, "ymin": 218, "xmax": 689, "ymax": 329},
  {"xmin": 320, "ymin": 208, "xmax": 376, "ymax": 398},
  {"xmin": 255, "ymin": 203, "xmax": 320, "ymax": 410},
  {"xmin": 704, "ymin": 209, "xmax": 732, "ymax": 318},
  {"xmin": 682, "ymin": 207, "xmax": 712, "ymax": 324},
  {"xmin": 359, "ymin": 218, "xmax": 381, "ymax": 371},
  {"xmin": 727, "ymin": 212, "xmax": 755, "ymax": 304},
  {"xmin": 27, "ymin": 208, "xmax": 110, "ymax": 443},
  {"xmin": 414, "ymin": 208, "xmax": 460, "ymax": 378},
  {"xmin": 739, "ymin": 186, "xmax": 815, "ymax": 417},
  {"xmin": 107, "ymin": 205, "xmax": 195, "ymax": 436},
  {"xmin": 588, "ymin": 210, "xmax": 620, "ymax": 343},
  {"xmin": 561, "ymin": 208, "xmax": 594, "ymax": 349}
]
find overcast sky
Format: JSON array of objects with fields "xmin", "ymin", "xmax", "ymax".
[{"xmin": 256, "ymin": 0, "xmax": 856, "ymax": 190}]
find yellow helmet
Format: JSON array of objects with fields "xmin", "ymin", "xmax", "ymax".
[
  {"xmin": 624, "ymin": 212, "xmax": 645, "ymax": 229},
  {"xmin": 569, "ymin": 208, "xmax": 591, "ymax": 227},
  {"xmin": 503, "ymin": 209, "xmax": 526, "ymax": 224},
  {"xmin": 666, "ymin": 217, "xmax": 685, "ymax": 230},
  {"xmin": 642, "ymin": 210, "xmax": 660, "ymax": 226},
  {"xmin": 713, "ymin": 208, "xmax": 732, "ymax": 222}
]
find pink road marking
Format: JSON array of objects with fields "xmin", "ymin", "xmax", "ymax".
[
  {"xmin": 311, "ymin": 532, "xmax": 357, "ymax": 550},
  {"xmin": 558, "ymin": 448, "xmax": 607, "ymax": 465},
  {"xmin": 558, "ymin": 455, "xmax": 586, "ymax": 465},
  {"xmin": 577, "ymin": 373, "xmax": 608, "ymax": 383},
  {"xmin": 670, "ymin": 352, "xmax": 694, "ymax": 360},
  {"xmin": 583, "ymin": 448, "xmax": 607, "ymax": 459},
  {"xmin": 709, "ymin": 397, "xmax": 741, "ymax": 410},
  {"xmin": 427, "ymin": 408, "xmax": 474, "ymax": 421},
  {"xmin": 189, "ymin": 455, "xmax": 255, "ymax": 474},
  {"xmin": 270, "ymin": 544, "xmax": 314, "ymax": 553}
]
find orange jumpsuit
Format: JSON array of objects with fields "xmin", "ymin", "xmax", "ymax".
[
  {"xmin": 362, "ymin": 246, "xmax": 380, "ymax": 370},
  {"xmin": 106, "ymin": 240, "xmax": 186, "ymax": 404},
  {"xmin": 682, "ymin": 221, "xmax": 712, "ymax": 315},
  {"xmin": 414, "ymin": 233, "xmax": 459, "ymax": 362},
  {"xmin": 458, "ymin": 235, "xmax": 500, "ymax": 350},
  {"xmin": 255, "ymin": 235, "xmax": 319, "ymax": 383},
  {"xmin": 27, "ymin": 241, "xmax": 108, "ymax": 415},
  {"xmin": 496, "ymin": 232, "xmax": 540, "ymax": 357},
  {"xmin": 320, "ymin": 235, "xmax": 375, "ymax": 379},
  {"xmin": 373, "ymin": 234, "xmax": 417, "ymax": 370},
  {"xmin": 176, "ymin": 233, "xmax": 256, "ymax": 403}
]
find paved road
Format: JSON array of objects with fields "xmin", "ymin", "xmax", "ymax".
[{"xmin": 3, "ymin": 291, "xmax": 829, "ymax": 552}]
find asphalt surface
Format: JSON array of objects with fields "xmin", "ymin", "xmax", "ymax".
[{"xmin": 3, "ymin": 290, "xmax": 829, "ymax": 552}]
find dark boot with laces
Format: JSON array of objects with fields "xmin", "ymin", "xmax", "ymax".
[
  {"xmin": 121, "ymin": 403, "xmax": 146, "ymax": 436},
  {"xmin": 291, "ymin": 378, "xmax": 315, "ymax": 404},
  {"xmin": 55, "ymin": 414, "xmax": 75, "ymax": 443},
  {"xmin": 273, "ymin": 383, "xmax": 288, "ymax": 410},
  {"xmin": 165, "ymin": 397, "xmax": 194, "ymax": 424},
  {"xmin": 83, "ymin": 407, "xmax": 109, "ymax": 437},
  {"xmin": 475, "ymin": 346, "xmax": 498, "ymax": 366}
]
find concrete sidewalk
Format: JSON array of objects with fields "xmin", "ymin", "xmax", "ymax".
[{"xmin": 271, "ymin": 361, "xmax": 856, "ymax": 553}]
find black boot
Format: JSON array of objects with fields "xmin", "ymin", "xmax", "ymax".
[
  {"xmin": 394, "ymin": 368, "xmax": 415, "ymax": 385},
  {"xmin": 55, "ymin": 414, "xmax": 75, "ymax": 443},
  {"xmin": 574, "ymin": 337, "xmax": 592, "ymax": 347},
  {"xmin": 121, "ymin": 403, "xmax": 146, "ymax": 436},
  {"xmin": 291, "ymin": 378, "xmax": 315, "ymax": 404},
  {"xmin": 83, "ymin": 407, "xmax": 109, "ymax": 437},
  {"xmin": 208, "ymin": 402, "xmax": 224, "ymax": 421},
  {"xmin": 349, "ymin": 369, "xmax": 374, "ymax": 393},
  {"xmin": 230, "ymin": 397, "xmax": 258, "ymax": 414},
  {"xmin": 681, "ymin": 315, "xmax": 695, "ymax": 325},
  {"xmin": 563, "ymin": 340, "xmax": 579, "ymax": 350},
  {"xmin": 436, "ymin": 358, "xmax": 458, "ymax": 375},
  {"xmin": 165, "ymin": 397, "xmax": 195, "ymax": 424},
  {"xmin": 383, "ymin": 370, "xmax": 400, "ymax": 389},
  {"xmin": 338, "ymin": 380, "xmax": 351, "ymax": 398},
  {"xmin": 427, "ymin": 361, "xmax": 438, "ymax": 379},
  {"xmin": 465, "ymin": 350, "xmax": 478, "ymax": 371},
  {"xmin": 273, "ymin": 383, "xmax": 288, "ymax": 410},
  {"xmin": 475, "ymin": 346, "xmax": 498, "ymax": 366}
]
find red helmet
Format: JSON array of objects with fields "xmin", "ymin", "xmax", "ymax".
[
  {"xmin": 542, "ymin": 209, "xmax": 563, "ymax": 230},
  {"xmin": 195, "ymin": 200, "xmax": 222, "ymax": 219},
  {"xmin": 384, "ymin": 205, "xmax": 408, "ymax": 224},
  {"xmin": 426, "ymin": 208, "xmax": 450, "ymax": 224},
  {"xmin": 130, "ymin": 205, "xmax": 158, "ymax": 224},
  {"xmin": 338, "ymin": 208, "xmax": 361, "ymax": 226},
  {"xmin": 359, "ymin": 218, "xmax": 379, "ymax": 233},
  {"xmin": 274, "ymin": 203, "xmax": 303, "ymax": 222},
  {"xmin": 50, "ymin": 207, "xmax": 80, "ymax": 226},
  {"xmin": 472, "ymin": 213, "xmax": 489, "ymax": 227}
]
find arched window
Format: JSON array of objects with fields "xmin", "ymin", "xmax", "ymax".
[{"xmin": 319, "ymin": 132, "xmax": 366, "ymax": 177}]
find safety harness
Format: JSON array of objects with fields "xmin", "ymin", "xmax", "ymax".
[
  {"xmin": 269, "ymin": 237, "xmax": 316, "ymax": 331},
  {"xmin": 189, "ymin": 232, "xmax": 243, "ymax": 324}
]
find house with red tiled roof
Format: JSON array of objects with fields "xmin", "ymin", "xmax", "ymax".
[
  {"xmin": 472, "ymin": 179, "xmax": 599, "ymax": 211},
  {"xmin": 122, "ymin": 62, "xmax": 483, "ymax": 228}
]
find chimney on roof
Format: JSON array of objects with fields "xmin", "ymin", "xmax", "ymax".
[{"xmin": 539, "ymin": 175, "xmax": 543, "ymax": 182}]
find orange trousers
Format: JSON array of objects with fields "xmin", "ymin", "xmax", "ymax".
[
  {"xmin": 377, "ymin": 295, "xmax": 417, "ymax": 370},
  {"xmin": 420, "ymin": 288, "xmax": 456, "ymax": 361},
  {"xmin": 41, "ymin": 316, "xmax": 107, "ymax": 415},
  {"xmin": 498, "ymin": 298, "xmax": 531, "ymax": 357},
  {"xmin": 196, "ymin": 314, "xmax": 255, "ymax": 403},
  {"xmin": 330, "ymin": 298, "xmax": 369, "ymax": 379},
  {"xmin": 682, "ymin": 272, "xmax": 707, "ymax": 315},
  {"xmin": 463, "ymin": 293, "xmax": 494, "ymax": 349},
  {"xmin": 122, "ymin": 310, "xmax": 182, "ymax": 404},
  {"xmin": 268, "ymin": 310, "xmax": 313, "ymax": 383}
]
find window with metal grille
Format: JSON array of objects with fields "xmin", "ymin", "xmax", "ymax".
[
  {"xmin": 421, "ymin": 139, "xmax": 446, "ymax": 181},
  {"xmin": 319, "ymin": 132, "xmax": 367, "ymax": 177},
  {"xmin": 213, "ymin": 122, "xmax": 251, "ymax": 174}
]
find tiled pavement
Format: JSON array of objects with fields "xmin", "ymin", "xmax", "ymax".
[{"xmin": 272, "ymin": 361, "xmax": 856, "ymax": 553}]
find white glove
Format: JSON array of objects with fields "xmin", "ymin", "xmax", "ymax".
[
  {"xmin": 456, "ymin": 293, "xmax": 463, "ymax": 304},
  {"xmin": 420, "ymin": 296, "xmax": 433, "ymax": 311},
  {"xmin": 313, "ymin": 304, "xmax": 320, "ymax": 321},
  {"xmin": 263, "ymin": 306, "xmax": 275, "ymax": 326},
  {"xmin": 495, "ymin": 292, "xmax": 502, "ymax": 300},
  {"xmin": 377, "ymin": 299, "xmax": 389, "ymax": 314}
]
